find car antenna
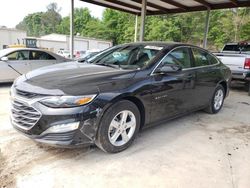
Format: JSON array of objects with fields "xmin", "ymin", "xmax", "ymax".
[{"xmin": 6, "ymin": 63, "xmax": 22, "ymax": 75}]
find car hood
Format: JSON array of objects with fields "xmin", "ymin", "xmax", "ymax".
[{"xmin": 15, "ymin": 62, "xmax": 137, "ymax": 95}]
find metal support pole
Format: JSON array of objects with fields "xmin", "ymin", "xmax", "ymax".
[
  {"xmin": 134, "ymin": 15, "xmax": 138, "ymax": 42},
  {"xmin": 139, "ymin": 0, "xmax": 147, "ymax": 42},
  {"xmin": 203, "ymin": 9, "xmax": 210, "ymax": 49},
  {"xmin": 70, "ymin": 0, "xmax": 74, "ymax": 58}
]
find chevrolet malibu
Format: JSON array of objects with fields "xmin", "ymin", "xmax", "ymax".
[{"xmin": 10, "ymin": 42, "xmax": 231, "ymax": 153}]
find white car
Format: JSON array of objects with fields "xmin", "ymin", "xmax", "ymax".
[
  {"xmin": 0, "ymin": 48, "xmax": 70, "ymax": 83},
  {"xmin": 57, "ymin": 50, "xmax": 70, "ymax": 58}
]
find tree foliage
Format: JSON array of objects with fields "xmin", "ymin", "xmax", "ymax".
[
  {"xmin": 16, "ymin": 3, "xmax": 62, "ymax": 37},
  {"xmin": 16, "ymin": 3, "xmax": 250, "ymax": 50}
]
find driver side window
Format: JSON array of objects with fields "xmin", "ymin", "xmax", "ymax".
[{"xmin": 161, "ymin": 47, "xmax": 191, "ymax": 69}]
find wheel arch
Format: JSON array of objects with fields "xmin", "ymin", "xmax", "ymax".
[
  {"xmin": 99, "ymin": 93, "xmax": 146, "ymax": 131},
  {"xmin": 218, "ymin": 80, "xmax": 228, "ymax": 97},
  {"xmin": 122, "ymin": 96, "xmax": 146, "ymax": 130}
]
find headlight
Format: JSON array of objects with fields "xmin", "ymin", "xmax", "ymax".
[{"xmin": 39, "ymin": 95, "xmax": 97, "ymax": 108}]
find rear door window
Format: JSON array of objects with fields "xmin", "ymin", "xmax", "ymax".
[
  {"xmin": 207, "ymin": 54, "xmax": 218, "ymax": 65},
  {"xmin": 30, "ymin": 51, "xmax": 56, "ymax": 60},
  {"xmin": 192, "ymin": 48, "xmax": 210, "ymax": 67}
]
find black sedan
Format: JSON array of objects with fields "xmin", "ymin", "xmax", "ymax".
[{"xmin": 10, "ymin": 42, "xmax": 231, "ymax": 153}]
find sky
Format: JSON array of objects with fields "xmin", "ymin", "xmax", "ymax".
[{"xmin": 0, "ymin": 0, "xmax": 105, "ymax": 28}]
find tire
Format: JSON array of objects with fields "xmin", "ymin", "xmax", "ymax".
[
  {"xmin": 204, "ymin": 85, "xmax": 225, "ymax": 114},
  {"xmin": 248, "ymin": 82, "xmax": 250, "ymax": 96},
  {"xmin": 95, "ymin": 100, "xmax": 140, "ymax": 153}
]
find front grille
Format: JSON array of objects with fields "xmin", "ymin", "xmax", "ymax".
[
  {"xmin": 15, "ymin": 89, "xmax": 45, "ymax": 99},
  {"xmin": 11, "ymin": 99, "xmax": 41, "ymax": 130}
]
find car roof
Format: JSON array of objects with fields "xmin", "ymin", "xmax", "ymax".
[
  {"xmin": 0, "ymin": 47, "xmax": 51, "ymax": 54},
  {"xmin": 0, "ymin": 47, "xmax": 70, "ymax": 60},
  {"xmin": 117, "ymin": 41, "xmax": 198, "ymax": 49}
]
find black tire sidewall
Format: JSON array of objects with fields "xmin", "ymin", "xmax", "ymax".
[
  {"xmin": 248, "ymin": 82, "xmax": 250, "ymax": 96},
  {"xmin": 96, "ymin": 100, "xmax": 141, "ymax": 153}
]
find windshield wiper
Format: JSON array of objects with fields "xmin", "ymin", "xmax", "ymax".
[{"xmin": 96, "ymin": 63, "xmax": 120, "ymax": 69}]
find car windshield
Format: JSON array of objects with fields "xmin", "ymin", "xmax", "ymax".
[
  {"xmin": 84, "ymin": 45, "xmax": 163, "ymax": 69},
  {"xmin": 0, "ymin": 48, "xmax": 14, "ymax": 58}
]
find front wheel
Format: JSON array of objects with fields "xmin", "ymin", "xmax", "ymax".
[
  {"xmin": 204, "ymin": 85, "xmax": 225, "ymax": 114},
  {"xmin": 95, "ymin": 100, "xmax": 140, "ymax": 153}
]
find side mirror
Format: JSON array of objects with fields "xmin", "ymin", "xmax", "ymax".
[
  {"xmin": 1, "ymin": 56, "xmax": 8, "ymax": 61},
  {"xmin": 155, "ymin": 64, "xmax": 182, "ymax": 74}
]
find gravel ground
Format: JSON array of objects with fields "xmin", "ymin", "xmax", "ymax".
[{"xmin": 0, "ymin": 83, "xmax": 249, "ymax": 188}]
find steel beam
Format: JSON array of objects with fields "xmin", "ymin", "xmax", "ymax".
[
  {"xmin": 160, "ymin": 0, "xmax": 188, "ymax": 10},
  {"xmin": 139, "ymin": 0, "xmax": 147, "ymax": 41},
  {"xmin": 203, "ymin": 9, "xmax": 210, "ymax": 49},
  {"xmin": 193, "ymin": 0, "xmax": 211, "ymax": 9}
]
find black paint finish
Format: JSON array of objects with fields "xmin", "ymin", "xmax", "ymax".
[{"xmin": 11, "ymin": 42, "xmax": 231, "ymax": 147}]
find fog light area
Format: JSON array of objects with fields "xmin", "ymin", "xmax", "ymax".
[{"xmin": 43, "ymin": 122, "xmax": 80, "ymax": 134}]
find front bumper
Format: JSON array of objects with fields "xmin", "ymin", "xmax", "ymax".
[{"xmin": 10, "ymin": 94, "xmax": 102, "ymax": 147}]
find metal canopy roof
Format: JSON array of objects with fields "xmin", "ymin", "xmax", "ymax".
[{"xmin": 81, "ymin": 0, "xmax": 250, "ymax": 15}]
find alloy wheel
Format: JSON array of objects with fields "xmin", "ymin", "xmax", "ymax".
[
  {"xmin": 108, "ymin": 110, "xmax": 136, "ymax": 147},
  {"xmin": 213, "ymin": 89, "xmax": 224, "ymax": 110}
]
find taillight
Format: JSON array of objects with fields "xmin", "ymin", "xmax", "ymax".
[{"xmin": 244, "ymin": 58, "xmax": 250, "ymax": 69}]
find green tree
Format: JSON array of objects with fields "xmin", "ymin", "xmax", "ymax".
[
  {"xmin": 16, "ymin": 5, "xmax": 250, "ymax": 50},
  {"xmin": 16, "ymin": 12, "xmax": 43, "ymax": 36},
  {"xmin": 56, "ymin": 16, "xmax": 70, "ymax": 35},
  {"xmin": 16, "ymin": 2, "xmax": 62, "ymax": 36},
  {"xmin": 41, "ymin": 3, "xmax": 62, "ymax": 35}
]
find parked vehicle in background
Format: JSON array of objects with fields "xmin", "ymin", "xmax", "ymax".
[
  {"xmin": 57, "ymin": 49, "xmax": 70, "ymax": 58},
  {"xmin": 74, "ymin": 50, "xmax": 85, "ymax": 59},
  {"xmin": 0, "ymin": 48, "xmax": 70, "ymax": 83},
  {"xmin": 214, "ymin": 42, "xmax": 250, "ymax": 95},
  {"xmin": 10, "ymin": 42, "xmax": 231, "ymax": 153},
  {"xmin": 78, "ymin": 51, "xmax": 101, "ymax": 62},
  {"xmin": 77, "ymin": 52, "xmax": 99, "ymax": 62},
  {"xmin": 58, "ymin": 49, "xmax": 101, "ymax": 59}
]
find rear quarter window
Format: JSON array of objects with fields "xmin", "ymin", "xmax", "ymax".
[
  {"xmin": 192, "ymin": 48, "xmax": 210, "ymax": 67},
  {"xmin": 207, "ymin": 54, "xmax": 218, "ymax": 65}
]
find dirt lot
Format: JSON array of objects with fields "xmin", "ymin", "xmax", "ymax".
[{"xmin": 0, "ymin": 83, "xmax": 250, "ymax": 188}]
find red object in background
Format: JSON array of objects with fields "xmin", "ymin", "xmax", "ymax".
[
  {"xmin": 75, "ymin": 51, "xmax": 80, "ymax": 58},
  {"xmin": 244, "ymin": 58, "xmax": 250, "ymax": 69}
]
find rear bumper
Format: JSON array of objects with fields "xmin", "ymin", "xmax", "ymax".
[{"xmin": 231, "ymin": 70, "xmax": 250, "ymax": 81}]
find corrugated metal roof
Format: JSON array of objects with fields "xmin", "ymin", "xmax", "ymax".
[{"xmin": 80, "ymin": 0, "xmax": 250, "ymax": 15}]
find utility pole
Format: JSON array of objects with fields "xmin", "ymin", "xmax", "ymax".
[{"xmin": 70, "ymin": 0, "xmax": 74, "ymax": 58}]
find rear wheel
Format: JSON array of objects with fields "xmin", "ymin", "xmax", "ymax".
[
  {"xmin": 204, "ymin": 85, "xmax": 225, "ymax": 114},
  {"xmin": 95, "ymin": 100, "xmax": 140, "ymax": 153},
  {"xmin": 248, "ymin": 82, "xmax": 250, "ymax": 96}
]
